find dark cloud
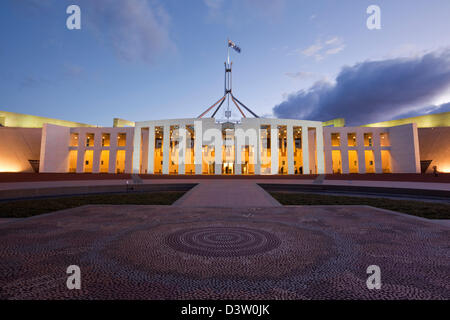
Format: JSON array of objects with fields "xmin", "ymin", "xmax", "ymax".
[
  {"xmin": 273, "ymin": 49, "xmax": 450, "ymax": 125},
  {"xmin": 390, "ymin": 102, "xmax": 450, "ymax": 120}
]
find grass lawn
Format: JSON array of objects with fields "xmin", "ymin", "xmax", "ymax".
[
  {"xmin": 0, "ymin": 192, "xmax": 185, "ymax": 218},
  {"xmin": 270, "ymin": 192, "xmax": 450, "ymax": 220}
]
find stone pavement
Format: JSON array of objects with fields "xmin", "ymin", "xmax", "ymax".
[
  {"xmin": 0, "ymin": 205, "xmax": 448, "ymax": 300},
  {"xmin": 173, "ymin": 180, "xmax": 281, "ymax": 207}
]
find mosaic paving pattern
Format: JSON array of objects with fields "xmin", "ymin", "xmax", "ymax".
[
  {"xmin": 0, "ymin": 205, "xmax": 449, "ymax": 300},
  {"xmin": 166, "ymin": 227, "xmax": 281, "ymax": 257}
]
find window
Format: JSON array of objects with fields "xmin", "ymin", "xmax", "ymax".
[
  {"xmin": 347, "ymin": 133, "xmax": 357, "ymax": 147},
  {"xmin": 70, "ymin": 133, "xmax": 79, "ymax": 147},
  {"xmin": 331, "ymin": 150, "xmax": 342, "ymax": 174},
  {"xmin": 102, "ymin": 133, "xmax": 110, "ymax": 147},
  {"xmin": 331, "ymin": 133, "xmax": 340, "ymax": 147},
  {"xmin": 364, "ymin": 133, "xmax": 373, "ymax": 147},
  {"xmin": 68, "ymin": 150, "xmax": 77, "ymax": 173},
  {"xmin": 381, "ymin": 150, "xmax": 392, "ymax": 173},
  {"xmin": 117, "ymin": 133, "xmax": 127, "ymax": 147},
  {"xmin": 86, "ymin": 133, "xmax": 95, "ymax": 147},
  {"xmin": 380, "ymin": 132, "xmax": 390, "ymax": 146},
  {"xmin": 348, "ymin": 150, "xmax": 359, "ymax": 173},
  {"xmin": 100, "ymin": 150, "xmax": 109, "ymax": 173},
  {"xmin": 365, "ymin": 150, "xmax": 375, "ymax": 173},
  {"xmin": 83, "ymin": 150, "xmax": 93, "ymax": 173}
]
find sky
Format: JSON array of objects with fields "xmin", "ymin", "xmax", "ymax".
[{"xmin": 1, "ymin": 0, "xmax": 450, "ymax": 126}]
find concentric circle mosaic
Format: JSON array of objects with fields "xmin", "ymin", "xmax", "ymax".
[
  {"xmin": 1, "ymin": 205, "xmax": 448, "ymax": 299},
  {"xmin": 166, "ymin": 227, "xmax": 281, "ymax": 257}
]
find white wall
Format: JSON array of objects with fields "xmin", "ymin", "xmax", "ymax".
[
  {"xmin": 323, "ymin": 124, "xmax": 420, "ymax": 174},
  {"xmin": 71, "ymin": 127, "xmax": 135, "ymax": 174},
  {"xmin": 39, "ymin": 124, "xmax": 71, "ymax": 173},
  {"xmin": 389, "ymin": 123, "xmax": 420, "ymax": 173}
]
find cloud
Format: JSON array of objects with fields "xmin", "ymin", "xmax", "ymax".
[
  {"xmin": 325, "ymin": 37, "xmax": 339, "ymax": 45},
  {"xmin": 294, "ymin": 37, "xmax": 345, "ymax": 61},
  {"xmin": 203, "ymin": 0, "xmax": 285, "ymax": 21},
  {"xmin": 284, "ymin": 71, "xmax": 317, "ymax": 80},
  {"xmin": 81, "ymin": 0, "xmax": 174, "ymax": 63},
  {"xmin": 15, "ymin": 0, "xmax": 175, "ymax": 64},
  {"xmin": 302, "ymin": 44, "xmax": 323, "ymax": 57},
  {"xmin": 326, "ymin": 46, "xmax": 345, "ymax": 55},
  {"xmin": 273, "ymin": 49, "xmax": 450, "ymax": 125},
  {"xmin": 390, "ymin": 102, "xmax": 450, "ymax": 120}
]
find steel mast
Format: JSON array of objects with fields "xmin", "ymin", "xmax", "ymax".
[{"xmin": 198, "ymin": 40, "xmax": 260, "ymax": 120}]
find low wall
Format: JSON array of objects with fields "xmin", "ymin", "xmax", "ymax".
[{"xmin": 0, "ymin": 183, "xmax": 196, "ymax": 201}]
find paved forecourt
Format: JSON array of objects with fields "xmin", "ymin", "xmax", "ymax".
[{"xmin": 0, "ymin": 203, "xmax": 448, "ymax": 300}]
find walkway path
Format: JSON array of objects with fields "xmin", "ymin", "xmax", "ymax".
[{"xmin": 173, "ymin": 180, "xmax": 281, "ymax": 207}]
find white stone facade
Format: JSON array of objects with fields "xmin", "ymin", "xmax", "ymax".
[
  {"xmin": 132, "ymin": 118, "xmax": 325, "ymax": 175},
  {"xmin": 37, "ymin": 119, "xmax": 420, "ymax": 175}
]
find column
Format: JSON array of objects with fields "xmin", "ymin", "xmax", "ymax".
[
  {"xmin": 255, "ymin": 126, "xmax": 261, "ymax": 174},
  {"xmin": 76, "ymin": 131, "xmax": 85, "ymax": 173},
  {"xmin": 214, "ymin": 130, "xmax": 223, "ymax": 175},
  {"xmin": 132, "ymin": 127, "xmax": 141, "ymax": 174},
  {"xmin": 287, "ymin": 125, "xmax": 294, "ymax": 175},
  {"xmin": 125, "ymin": 137, "xmax": 134, "ymax": 174},
  {"xmin": 147, "ymin": 125, "xmax": 155, "ymax": 174},
  {"xmin": 108, "ymin": 133, "xmax": 117, "ymax": 174},
  {"xmin": 356, "ymin": 132, "xmax": 366, "ymax": 173},
  {"xmin": 178, "ymin": 125, "xmax": 186, "ymax": 175},
  {"xmin": 341, "ymin": 146, "xmax": 350, "ymax": 174},
  {"xmin": 373, "ymin": 131, "xmax": 382, "ymax": 173},
  {"xmin": 301, "ymin": 126, "xmax": 309, "ymax": 175},
  {"xmin": 235, "ymin": 137, "xmax": 242, "ymax": 175},
  {"xmin": 162, "ymin": 125, "xmax": 170, "ymax": 175},
  {"xmin": 316, "ymin": 126, "xmax": 325, "ymax": 174},
  {"xmin": 140, "ymin": 128, "xmax": 149, "ymax": 173},
  {"xmin": 194, "ymin": 121, "xmax": 203, "ymax": 174},
  {"xmin": 92, "ymin": 133, "xmax": 102, "ymax": 174},
  {"xmin": 270, "ymin": 126, "xmax": 279, "ymax": 174},
  {"xmin": 323, "ymin": 129, "xmax": 333, "ymax": 174}
]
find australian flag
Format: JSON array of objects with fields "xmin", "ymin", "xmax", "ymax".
[{"xmin": 228, "ymin": 40, "xmax": 241, "ymax": 53}]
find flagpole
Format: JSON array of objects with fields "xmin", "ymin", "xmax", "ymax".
[
  {"xmin": 198, "ymin": 38, "xmax": 259, "ymax": 120},
  {"xmin": 227, "ymin": 38, "xmax": 230, "ymax": 66},
  {"xmin": 226, "ymin": 38, "xmax": 230, "ymax": 121}
]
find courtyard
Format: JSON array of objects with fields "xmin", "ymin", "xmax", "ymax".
[{"xmin": 1, "ymin": 198, "xmax": 448, "ymax": 299}]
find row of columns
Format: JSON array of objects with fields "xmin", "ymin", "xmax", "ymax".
[
  {"xmin": 75, "ymin": 143, "xmax": 133, "ymax": 174},
  {"xmin": 132, "ymin": 124, "xmax": 325, "ymax": 175},
  {"xmin": 324, "ymin": 131, "xmax": 385, "ymax": 174}
]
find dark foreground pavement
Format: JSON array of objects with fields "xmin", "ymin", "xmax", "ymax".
[{"xmin": 0, "ymin": 205, "xmax": 448, "ymax": 299}]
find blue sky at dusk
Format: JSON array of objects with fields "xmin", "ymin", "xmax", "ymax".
[{"xmin": 1, "ymin": 0, "xmax": 450, "ymax": 126}]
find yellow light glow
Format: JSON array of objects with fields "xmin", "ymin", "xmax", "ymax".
[{"xmin": 0, "ymin": 163, "xmax": 23, "ymax": 172}]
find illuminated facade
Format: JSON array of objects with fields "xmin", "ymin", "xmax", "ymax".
[{"xmin": 1, "ymin": 110, "xmax": 449, "ymax": 174}]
